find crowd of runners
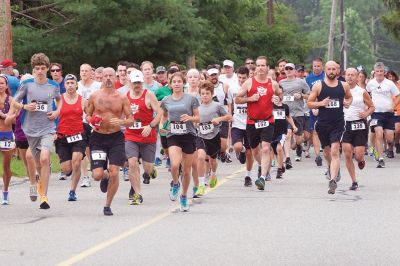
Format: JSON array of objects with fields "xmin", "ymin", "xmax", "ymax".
[{"xmin": 0, "ymin": 53, "xmax": 399, "ymax": 215}]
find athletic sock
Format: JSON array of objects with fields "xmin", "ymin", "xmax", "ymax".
[
  {"xmin": 199, "ymin": 176, "xmax": 205, "ymax": 186},
  {"xmin": 245, "ymin": 170, "xmax": 252, "ymax": 177}
]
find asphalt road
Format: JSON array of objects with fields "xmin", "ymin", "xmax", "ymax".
[{"xmin": 2, "ymin": 152, "xmax": 400, "ymax": 266}]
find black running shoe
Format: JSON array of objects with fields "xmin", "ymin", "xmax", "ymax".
[
  {"xmin": 103, "ymin": 206, "xmax": 113, "ymax": 216},
  {"xmin": 349, "ymin": 182, "xmax": 358, "ymax": 190},
  {"xmin": 220, "ymin": 152, "xmax": 226, "ymax": 163},
  {"xmin": 285, "ymin": 158, "xmax": 293, "ymax": 169},
  {"xmin": 238, "ymin": 151, "xmax": 246, "ymax": 164},
  {"xmin": 315, "ymin": 155, "xmax": 323, "ymax": 166},
  {"xmin": 129, "ymin": 186, "xmax": 135, "ymax": 200},
  {"xmin": 143, "ymin": 173, "xmax": 150, "ymax": 184},
  {"xmin": 225, "ymin": 153, "xmax": 232, "ymax": 163},
  {"xmin": 387, "ymin": 150, "xmax": 394, "ymax": 158},
  {"xmin": 276, "ymin": 168, "xmax": 284, "ymax": 179},
  {"xmin": 244, "ymin": 176, "xmax": 252, "ymax": 187},
  {"xmin": 328, "ymin": 179, "xmax": 337, "ymax": 194},
  {"xmin": 100, "ymin": 177, "xmax": 109, "ymax": 193}
]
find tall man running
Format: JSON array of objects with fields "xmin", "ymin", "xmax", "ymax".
[
  {"xmin": 13, "ymin": 53, "xmax": 61, "ymax": 209},
  {"xmin": 307, "ymin": 61, "xmax": 352, "ymax": 194},
  {"xmin": 86, "ymin": 67, "xmax": 133, "ymax": 215},
  {"xmin": 235, "ymin": 56, "xmax": 282, "ymax": 190}
]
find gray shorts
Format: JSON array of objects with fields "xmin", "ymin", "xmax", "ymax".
[
  {"xmin": 26, "ymin": 134, "xmax": 54, "ymax": 159},
  {"xmin": 288, "ymin": 116, "xmax": 305, "ymax": 136},
  {"xmin": 125, "ymin": 141, "xmax": 156, "ymax": 163}
]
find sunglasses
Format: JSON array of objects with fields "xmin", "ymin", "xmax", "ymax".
[
  {"xmin": 51, "ymin": 69, "xmax": 61, "ymax": 72},
  {"xmin": 285, "ymin": 67, "xmax": 294, "ymax": 70},
  {"xmin": 246, "ymin": 62, "xmax": 254, "ymax": 65}
]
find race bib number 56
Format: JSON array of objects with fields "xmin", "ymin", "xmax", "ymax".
[{"xmin": 35, "ymin": 101, "xmax": 48, "ymax": 112}]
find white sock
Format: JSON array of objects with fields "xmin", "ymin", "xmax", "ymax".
[
  {"xmin": 199, "ymin": 176, "xmax": 205, "ymax": 186},
  {"xmin": 245, "ymin": 170, "xmax": 251, "ymax": 177}
]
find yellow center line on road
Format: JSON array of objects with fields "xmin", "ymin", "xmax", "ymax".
[{"xmin": 57, "ymin": 167, "xmax": 245, "ymax": 266}]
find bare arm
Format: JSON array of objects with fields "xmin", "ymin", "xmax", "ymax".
[
  {"xmin": 286, "ymin": 114, "xmax": 298, "ymax": 133},
  {"xmin": 307, "ymin": 82, "xmax": 330, "ymax": 109},
  {"xmin": 342, "ymin": 82, "xmax": 353, "ymax": 108},
  {"xmin": 4, "ymin": 98, "xmax": 17, "ymax": 126},
  {"xmin": 235, "ymin": 79, "xmax": 259, "ymax": 104},
  {"xmin": 359, "ymin": 91, "xmax": 375, "ymax": 119}
]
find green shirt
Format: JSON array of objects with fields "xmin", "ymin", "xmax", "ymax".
[{"xmin": 155, "ymin": 85, "xmax": 172, "ymax": 101}]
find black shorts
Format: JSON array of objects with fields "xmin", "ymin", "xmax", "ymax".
[
  {"xmin": 16, "ymin": 140, "xmax": 29, "ymax": 149},
  {"xmin": 288, "ymin": 116, "xmax": 305, "ymax": 135},
  {"xmin": 246, "ymin": 123, "xmax": 275, "ymax": 149},
  {"xmin": 90, "ymin": 131, "xmax": 126, "ymax": 170},
  {"xmin": 370, "ymin": 112, "xmax": 396, "ymax": 130},
  {"xmin": 231, "ymin": 127, "xmax": 250, "ymax": 149},
  {"xmin": 160, "ymin": 135, "xmax": 168, "ymax": 150},
  {"xmin": 167, "ymin": 134, "xmax": 196, "ymax": 154},
  {"xmin": 271, "ymin": 134, "xmax": 286, "ymax": 155},
  {"xmin": 83, "ymin": 123, "xmax": 92, "ymax": 147},
  {"xmin": 315, "ymin": 121, "xmax": 345, "ymax": 148},
  {"xmin": 394, "ymin": 115, "xmax": 400, "ymax": 124},
  {"xmin": 304, "ymin": 115, "xmax": 311, "ymax": 133},
  {"xmin": 341, "ymin": 120, "xmax": 368, "ymax": 147},
  {"xmin": 55, "ymin": 136, "xmax": 86, "ymax": 163},
  {"xmin": 196, "ymin": 134, "xmax": 221, "ymax": 159},
  {"xmin": 219, "ymin": 121, "xmax": 229, "ymax": 139}
]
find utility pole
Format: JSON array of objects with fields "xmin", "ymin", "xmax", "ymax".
[
  {"xmin": 0, "ymin": 0, "xmax": 13, "ymax": 61},
  {"xmin": 340, "ymin": 0, "xmax": 345, "ymax": 68},
  {"xmin": 328, "ymin": 0, "xmax": 338, "ymax": 60},
  {"xmin": 267, "ymin": 0, "xmax": 274, "ymax": 26}
]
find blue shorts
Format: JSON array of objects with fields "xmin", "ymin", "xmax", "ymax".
[{"xmin": 0, "ymin": 131, "xmax": 14, "ymax": 141}]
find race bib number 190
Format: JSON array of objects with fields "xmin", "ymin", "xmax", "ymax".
[{"xmin": 255, "ymin": 120, "xmax": 269, "ymax": 129}]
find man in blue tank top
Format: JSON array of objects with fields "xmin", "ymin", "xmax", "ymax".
[{"xmin": 307, "ymin": 61, "xmax": 352, "ymax": 195}]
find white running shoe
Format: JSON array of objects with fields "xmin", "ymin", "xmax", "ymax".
[
  {"xmin": 29, "ymin": 185, "xmax": 38, "ymax": 202},
  {"xmin": 80, "ymin": 176, "xmax": 91, "ymax": 187}
]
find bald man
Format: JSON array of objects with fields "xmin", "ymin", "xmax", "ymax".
[
  {"xmin": 342, "ymin": 68, "xmax": 374, "ymax": 190},
  {"xmin": 307, "ymin": 61, "xmax": 352, "ymax": 194},
  {"xmin": 86, "ymin": 67, "xmax": 134, "ymax": 215}
]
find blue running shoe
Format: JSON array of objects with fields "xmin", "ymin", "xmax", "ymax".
[
  {"xmin": 154, "ymin": 157, "xmax": 162, "ymax": 166},
  {"xmin": 122, "ymin": 167, "xmax": 129, "ymax": 181},
  {"xmin": 180, "ymin": 195, "xmax": 189, "ymax": 211},
  {"xmin": 166, "ymin": 158, "xmax": 171, "ymax": 169},
  {"xmin": 68, "ymin": 190, "xmax": 77, "ymax": 201},
  {"xmin": 169, "ymin": 183, "xmax": 180, "ymax": 201}
]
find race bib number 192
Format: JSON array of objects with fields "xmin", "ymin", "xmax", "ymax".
[{"xmin": 255, "ymin": 120, "xmax": 269, "ymax": 129}]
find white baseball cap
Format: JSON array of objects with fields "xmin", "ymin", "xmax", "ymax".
[
  {"xmin": 207, "ymin": 68, "xmax": 219, "ymax": 76},
  {"xmin": 284, "ymin": 63, "xmax": 296, "ymax": 69},
  {"xmin": 129, "ymin": 70, "xmax": 144, "ymax": 83},
  {"xmin": 223, "ymin": 60, "xmax": 234, "ymax": 68}
]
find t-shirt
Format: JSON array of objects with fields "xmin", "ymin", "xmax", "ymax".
[
  {"xmin": 305, "ymin": 71, "xmax": 325, "ymax": 89},
  {"xmin": 155, "ymin": 85, "xmax": 172, "ymax": 101},
  {"xmin": 273, "ymin": 103, "xmax": 289, "ymax": 137},
  {"xmin": 279, "ymin": 78, "xmax": 310, "ymax": 117},
  {"xmin": 161, "ymin": 93, "xmax": 199, "ymax": 137},
  {"xmin": 117, "ymin": 84, "xmax": 129, "ymax": 95},
  {"xmin": 219, "ymin": 74, "xmax": 238, "ymax": 90},
  {"xmin": 77, "ymin": 80, "xmax": 101, "ymax": 100},
  {"xmin": 227, "ymin": 83, "xmax": 247, "ymax": 130},
  {"xmin": 14, "ymin": 78, "xmax": 61, "ymax": 137},
  {"xmin": 144, "ymin": 80, "xmax": 161, "ymax": 93},
  {"xmin": 198, "ymin": 101, "xmax": 227, "ymax": 140},
  {"xmin": 366, "ymin": 78, "xmax": 399, "ymax": 113},
  {"xmin": 6, "ymin": 75, "xmax": 20, "ymax": 96}
]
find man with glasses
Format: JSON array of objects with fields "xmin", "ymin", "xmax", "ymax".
[
  {"xmin": 245, "ymin": 58, "xmax": 255, "ymax": 70},
  {"xmin": 49, "ymin": 63, "xmax": 65, "ymax": 94},
  {"xmin": 115, "ymin": 61, "xmax": 129, "ymax": 89},
  {"xmin": 0, "ymin": 59, "xmax": 20, "ymax": 96},
  {"xmin": 280, "ymin": 63, "xmax": 310, "ymax": 168},
  {"xmin": 367, "ymin": 62, "xmax": 400, "ymax": 167}
]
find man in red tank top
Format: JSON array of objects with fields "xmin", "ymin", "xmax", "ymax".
[
  {"xmin": 125, "ymin": 70, "xmax": 162, "ymax": 205},
  {"xmin": 235, "ymin": 56, "xmax": 282, "ymax": 190}
]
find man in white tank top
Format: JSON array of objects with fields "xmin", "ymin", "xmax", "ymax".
[{"xmin": 342, "ymin": 68, "xmax": 375, "ymax": 190}]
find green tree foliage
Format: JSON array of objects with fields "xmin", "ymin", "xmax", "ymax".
[
  {"xmin": 10, "ymin": 0, "xmax": 310, "ymax": 73},
  {"xmin": 382, "ymin": 0, "xmax": 400, "ymax": 38}
]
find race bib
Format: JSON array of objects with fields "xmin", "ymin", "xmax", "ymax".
[
  {"xmin": 128, "ymin": 121, "xmax": 142, "ymax": 130},
  {"xmin": 351, "ymin": 122, "xmax": 366, "ymax": 130},
  {"xmin": 255, "ymin": 120, "xmax": 269, "ymax": 129},
  {"xmin": 91, "ymin": 150, "xmax": 107, "ymax": 161},
  {"xmin": 0, "ymin": 140, "xmax": 15, "ymax": 150},
  {"xmin": 326, "ymin": 99, "xmax": 340, "ymax": 108},
  {"xmin": 370, "ymin": 119, "xmax": 378, "ymax": 127},
  {"xmin": 273, "ymin": 110, "xmax": 285, "ymax": 120},
  {"xmin": 35, "ymin": 101, "xmax": 48, "ymax": 112},
  {"xmin": 283, "ymin": 95, "xmax": 294, "ymax": 102},
  {"xmin": 66, "ymin": 134, "xmax": 83, "ymax": 143},
  {"xmin": 237, "ymin": 106, "xmax": 247, "ymax": 115},
  {"xmin": 199, "ymin": 122, "xmax": 214, "ymax": 134},
  {"xmin": 170, "ymin": 122, "xmax": 187, "ymax": 134}
]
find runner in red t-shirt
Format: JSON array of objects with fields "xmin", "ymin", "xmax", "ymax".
[
  {"xmin": 55, "ymin": 74, "xmax": 88, "ymax": 201},
  {"xmin": 125, "ymin": 70, "xmax": 162, "ymax": 205},
  {"xmin": 235, "ymin": 56, "xmax": 282, "ymax": 190}
]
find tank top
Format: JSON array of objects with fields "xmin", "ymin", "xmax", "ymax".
[
  {"xmin": 1, "ymin": 95, "xmax": 10, "ymax": 114},
  {"xmin": 344, "ymin": 85, "xmax": 365, "ymax": 121},
  {"xmin": 317, "ymin": 81, "xmax": 345, "ymax": 124},
  {"xmin": 247, "ymin": 77, "xmax": 274, "ymax": 124},
  {"xmin": 213, "ymin": 82, "xmax": 227, "ymax": 106},
  {"xmin": 144, "ymin": 81, "xmax": 160, "ymax": 93},
  {"xmin": 58, "ymin": 94, "xmax": 84, "ymax": 135},
  {"xmin": 125, "ymin": 89, "xmax": 156, "ymax": 143}
]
